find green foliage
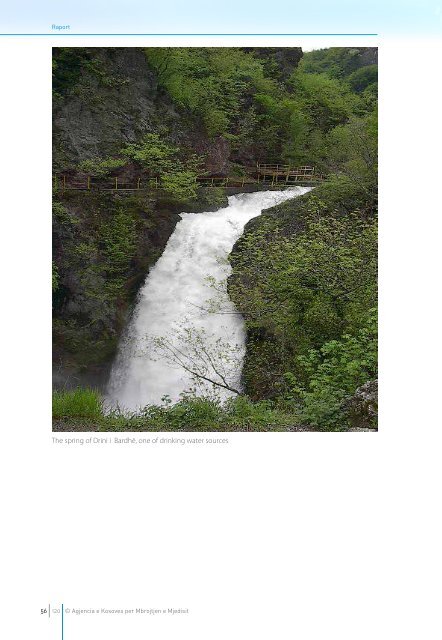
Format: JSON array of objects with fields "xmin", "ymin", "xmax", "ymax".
[
  {"xmin": 144, "ymin": 47, "xmax": 339, "ymax": 162},
  {"xmin": 289, "ymin": 71, "xmax": 355, "ymax": 132},
  {"xmin": 52, "ymin": 391, "xmax": 301, "ymax": 431},
  {"xmin": 53, "ymin": 47, "xmax": 378, "ymax": 429},
  {"xmin": 99, "ymin": 208, "xmax": 137, "ymax": 286},
  {"xmin": 197, "ymin": 187, "xmax": 228, "ymax": 209},
  {"xmin": 145, "ymin": 395, "xmax": 299, "ymax": 431},
  {"xmin": 347, "ymin": 65, "xmax": 378, "ymax": 93},
  {"xmin": 286, "ymin": 310, "xmax": 377, "ymax": 429},
  {"xmin": 300, "ymin": 47, "xmax": 377, "ymax": 80},
  {"xmin": 224, "ymin": 396, "xmax": 296, "ymax": 429},
  {"xmin": 288, "ymin": 48, "xmax": 377, "ymax": 165},
  {"xmin": 78, "ymin": 157, "xmax": 127, "ymax": 177},
  {"xmin": 52, "ymin": 48, "xmax": 94, "ymax": 97},
  {"xmin": 53, "ymin": 200, "xmax": 77, "ymax": 225},
  {"xmin": 231, "ymin": 203, "xmax": 377, "ymax": 348},
  {"xmin": 121, "ymin": 134, "xmax": 200, "ymax": 201},
  {"xmin": 52, "ymin": 261, "xmax": 59, "ymax": 292},
  {"xmin": 121, "ymin": 134, "xmax": 178, "ymax": 171},
  {"xmin": 55, "ymin": 46, "xmax": 377, "ymax": 179},
  {"xmin": 53, "ymin": 388, "xmax": 103, "ymax": 419},
  {"xmin": 146, "ymin": 48, "xmax": 277, "ymax": 139},
  {"xmin": 159, "ymin": 170, "xmax": 198, "ymax": 201},
  {"xmin": 326, "ymin": 113, "xmax": 378, "ymax": 200},
  {"xmin": 251, "ymin": 93, "xmax": 312, "ymax": 162},
  {"xmin": 52, "ymin": 200, "xmax": 79, "ymax": 308},
  {"xmin": 53, "ymin": 48, "xmax": 129, "ymax": 98},
  {"xmin": 229, "ymin": 177, "xmax": 378, "ymax": 425},
  {"xmin": 52, "ymin": 192, "xmax": 161, "ymax": 364}
]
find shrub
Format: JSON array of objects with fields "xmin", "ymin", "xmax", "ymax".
[
  {"xmin": 347, "ymin": 65, "xmax": 378, "ymax": 93},
  {"xmin": 160, "ymin": 170, "xmax": 198, "ymax": 202},
  {"xmin": 78, "ymin": 157, "xmax": 127, "ymax": 177},
  {"xmin": 121, "ymin": 134, "xmax": 177, "ymax": 171},
  {"xmin": 287, "ymin": 310, "xmax": 377, "ymax": 429}
]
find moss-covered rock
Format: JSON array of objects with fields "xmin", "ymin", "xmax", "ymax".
[
  {"xmin": 228, "ymin": 179, "xmax": 378, "ymax": 421},
  {"xmin": 52, "ymin": 190, "xmax": 180, "ymax": 385}
]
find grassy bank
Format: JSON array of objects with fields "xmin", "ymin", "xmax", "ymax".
[
  {"xmin": 52, "ymin": 388, "xmax": 319, "ymax": 432},
  {"xmin": 52, "ymin": 388, "xmax": 377, "ymax": 432}
]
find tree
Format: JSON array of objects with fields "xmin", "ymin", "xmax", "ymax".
[
  {"xmin": 326, "ymin": 113, "xmax": 378, "ymax": 199},
  {"xmin": 151, "ymin": 323, "xmax": 242, "ymax": 397},
  {"xmin": 121, "ymin": 134, "xmax": 178, "ymax": 172},
  {"xmin": 121, "ymin": 134, "xmax": 202, "ymax": 201}
]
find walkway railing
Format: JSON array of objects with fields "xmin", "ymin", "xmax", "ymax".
[{"xmin": 53, "ymin": 164, "xmax": 324, "ymax": 192}]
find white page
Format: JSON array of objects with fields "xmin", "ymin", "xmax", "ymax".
[{"xmin": 1, "ymin": 3, "xmax": 441, "ymax": 639}]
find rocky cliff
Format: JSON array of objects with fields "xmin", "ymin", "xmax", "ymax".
[
  {"xmin": 53, "ymin": 47, "xmax": 233, "ymax": 174},
  {"xmin": 52, "ymin": 46, "xmax": 307, "ymax": 387}
]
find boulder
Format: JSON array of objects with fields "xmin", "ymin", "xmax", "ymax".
[{"xmin": 345, "ymin": 379, "xmax": 378, "ymax": 430}]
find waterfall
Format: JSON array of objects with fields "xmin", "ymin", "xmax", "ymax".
[{"xmin": 106, "ymin": 187, "xmax": 311, "ymax": 412}]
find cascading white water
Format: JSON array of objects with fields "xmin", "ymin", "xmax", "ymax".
[{"xmin": 106, "ymin": 187, "xmax": 311, "ymax": 411}]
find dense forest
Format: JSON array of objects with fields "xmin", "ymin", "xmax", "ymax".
[{"xmin": 52, "ymin": 47, "xmax": 377, "ymax": 431}]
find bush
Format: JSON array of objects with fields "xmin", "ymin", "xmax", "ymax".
[
  {"xmin": 124, "ymin": 395, "xmax": 292, "ymax": 430},
  {"xmin": 287, "ymin": 310, "xmax": 377, "ymax": 429},
  {"xmin": 347, "ymin": 65, "xmax": 378, "ymax": 93},
  {"xmin": 160, "ymin": 170, "xmax": 198, "ymax": 202},
  {"xmin": 78, "ymin": 157, "xmax": 127, "ymax": 177},
  {"xmin": 121, "ymin": 134, "xmax": 177, "ymax": 170},
  {"xmin": 224, "ymin": 396, "xmax": 297, "ymax": 429},
  {"xmin": 121, "ymin": 134, "xmax": 201, "ymax": 202}
]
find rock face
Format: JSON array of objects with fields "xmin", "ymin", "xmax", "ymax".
[
  {"xmin": 53, "ymin": 47, "xmax": 230, "ymax": 172},
  {"xmin": 53, "ymin": 48, "xmax": 165, "ymax": 167},
  {"xmin": 53, "ymin": 47, "xmax": 306, "ymax": 173},
  {"xmin": 345, "ymin": 379, "xmax": 378, "ymax": 430},
  {"xmin": 357, "ymin": 48, "xmax": 378, "ymax": 67},
  {"xmin": 52, "ymin": 191, "xmax": 179, "ymax": 388}
]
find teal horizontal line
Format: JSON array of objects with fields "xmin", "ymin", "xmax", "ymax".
[{"xmin": 0, "ymin": 33, "xmax": 378, "ymax": 36}]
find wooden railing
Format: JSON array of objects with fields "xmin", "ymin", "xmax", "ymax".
[
  {"xmin": 256, "ymin": 163, "xmax": 316, "ymax": 176},
  {"xmin": 53, "ymin": 175, "xmax": 161, "ymax": 191},
  {"xmin": 53, "ymin": 164, "xmax": 324, "ymax": 192}
]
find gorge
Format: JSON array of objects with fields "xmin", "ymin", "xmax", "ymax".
[{"xmin": 53, "ymin": 46, "xmax": 378, "ymax": 430}]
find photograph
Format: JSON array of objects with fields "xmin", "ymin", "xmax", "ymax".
[{"xmin": 52, "ymin": 46, "xmax": 378, "ymax": 432}]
